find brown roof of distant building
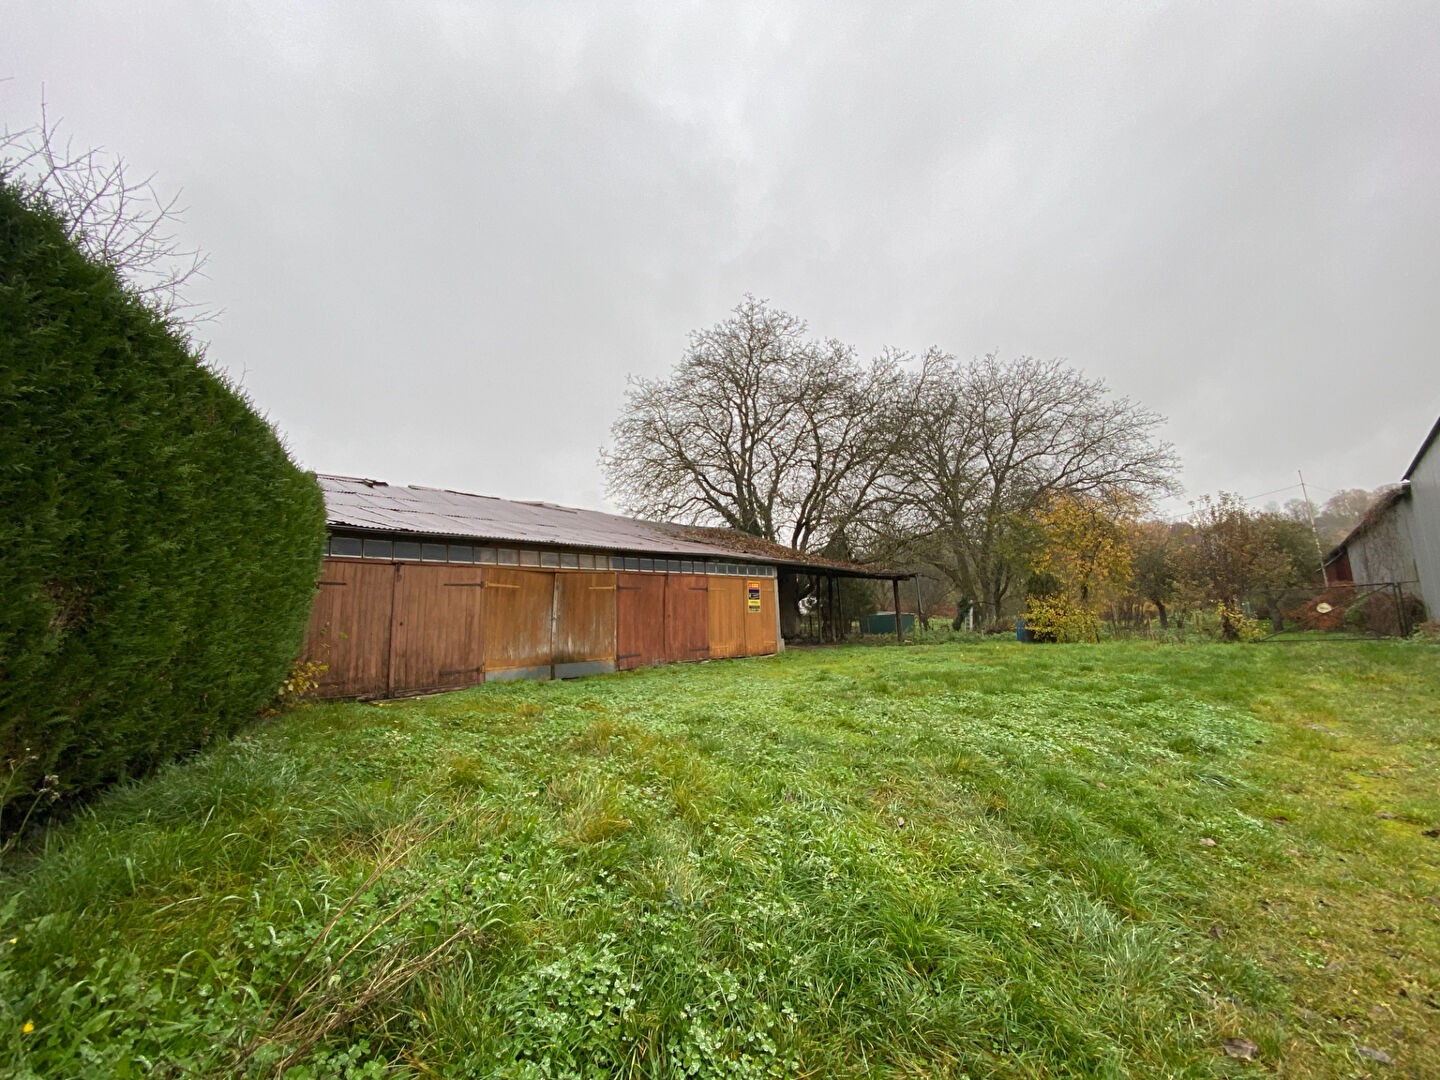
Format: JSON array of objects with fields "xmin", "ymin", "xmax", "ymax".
[{"xmin": 318, "ymin": 474, "xmax": 901, "ymax": 578}]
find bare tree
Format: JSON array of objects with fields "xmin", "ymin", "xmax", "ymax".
[
  {"xmin": 602, "ymin": 296, "xmax": 931, "ymax": 553},
  {"xmin": 1, "ymin": 102, "xmax": 211, "ymax": 327},
  {"xmin": 877, "ymin": 354, "xmax": 1179, "ymax": 621}
]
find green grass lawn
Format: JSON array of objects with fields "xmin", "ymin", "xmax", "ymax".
[{"xmin": 2, "ymin": 640, "xmax": 1438, "ymax": 1078}]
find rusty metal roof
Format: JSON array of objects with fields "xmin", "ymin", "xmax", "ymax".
[{"xmin": 318, "ymin": 475, "xmax": 900, "ymax": 577}]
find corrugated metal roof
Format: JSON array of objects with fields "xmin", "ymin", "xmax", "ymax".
[{"xmin": 318, "ymin": 475, "xmax": 899, "ymax": 577}]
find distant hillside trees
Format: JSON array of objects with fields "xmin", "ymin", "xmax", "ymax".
[
  {"xmin": 1129, "ymin": 519, "xmax": 1187, "ymax": 629},
  {"xmin": 1, "ymin": 137, "xmax": 324, "ymax": 830},
  {"xmin": 1277, "ymin": 487, "xmax": 1383, "ymax": 550}
]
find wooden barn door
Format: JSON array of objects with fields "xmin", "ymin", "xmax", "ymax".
[
  {"xmin": 707, "ymin": 576, "xmax": 746, "ymax": 659},
  {"xmin": 664, "ymin": 574, "xmax": 710, "ymax": 662},
  {"xmin": 743, "ymin": 578, "xmax": 779, "ymax": 656},
  {"xmin": 304, "ymin": 559, "xmax": 395, "ymax": 699},
  {"xmin": 389, "ymin": 564, "xmax": 486, "ymax": 695},
  {"xmin": 616, "ymin": 572, "xmax": 666, "ymax": 669},
  {"xmin": 554, "ymin": 572, "xmax": 617, "ymax": 678},
  {"xmin": 483, "ymin": 568, "xmax": 555, "ymax": 681}
]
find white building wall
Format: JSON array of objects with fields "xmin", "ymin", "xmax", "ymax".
[
  {"xmin": 1348, "ymin": 497, "xmax": 1419, "ymax": 593},
  {"xmin": 1407, "ymin": 442, "xmax": 1440, "ymax": 619}
]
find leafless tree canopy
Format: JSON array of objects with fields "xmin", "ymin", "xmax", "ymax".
[
  {"xmin": 1, "ymin": 104, "xmax": 211, "ymax": 328},
  {"xmin": 607, "ymin": 303, "xmax": 1178, "ymax": 623},
  {"xmin": 602, "ymin": 296, "xmax": 932, "ymax": 552},
  {"xmin": 875, "ymin": 354, "xmax": 1180, "ymax": 618}
]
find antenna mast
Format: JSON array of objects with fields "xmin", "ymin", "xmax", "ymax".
[{"xmin": 1298, "ymin": 470, "xmax": 1326, "ymax": 583}]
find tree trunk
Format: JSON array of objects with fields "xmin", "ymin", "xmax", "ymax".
[
  {"xmin": 1155, "ymin": 601, "xmax": 1168, "ymax": 630},
  {"xmin": 987, "ymin": 582, "xmax": 1006, "ymax": 627}
]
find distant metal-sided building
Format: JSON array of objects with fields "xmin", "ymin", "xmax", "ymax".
[
  {"xmin": 303, "ymin": 475, "xmax": 905, "ymax": 698},
  {"xmin": 1323, "ymin": 416, "xmax": 1440, "ymax": 619}
]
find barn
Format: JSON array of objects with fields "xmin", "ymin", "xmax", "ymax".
[
  {"xmin": 302, "ymin": 475, "xmax": 904, "ymax": 698},
  {"xmin": 1322, "ymin": 414, "xmax": 1440, "ymax": 623},
  {"xmin": 1322, "ymin": 486, "xmax": 1418, "ymax": 593}
]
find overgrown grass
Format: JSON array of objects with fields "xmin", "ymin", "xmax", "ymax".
[{"xmin": 2, "ymin": 640, "xmax": 1437, "ymax": 1077}]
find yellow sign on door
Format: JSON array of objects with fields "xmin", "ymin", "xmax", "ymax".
[{"xmin": 747, "ymin": 581, "xmax": 762, "ymax": 612}]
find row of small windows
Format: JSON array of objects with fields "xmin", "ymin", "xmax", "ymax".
[{"xmin": 325, "ymin": 535, "xmax": 777, "ymax": 578}]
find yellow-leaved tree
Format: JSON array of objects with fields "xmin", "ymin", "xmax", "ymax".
[{"xmin": 1023, "ymin": 495, "xmax": 1138, "ymax": 642}]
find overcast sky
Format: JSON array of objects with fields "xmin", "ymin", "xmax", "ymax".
[{"xmin": 6, "ymin": 2, "xmax": 1439, "ymax": 518}]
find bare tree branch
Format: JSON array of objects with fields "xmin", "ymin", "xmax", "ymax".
[
  {"xmin": 1, "ymin": 99, "xmax": 215, "ymax": 332},
  {"xmin": 601, "ymin": 296, "xmax": 925, "ymax": 554},
  {"xmin": 872, "ymin": 353, "xmax": 1179, "ymax": 620}
]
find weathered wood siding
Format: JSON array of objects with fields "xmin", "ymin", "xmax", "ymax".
[
  {"xmin": 744, "ymin": 577, "xmax": 779, "ymax": 656},
  {"xmin": 389, "ymin": 564, "xmax": 486, "ymax": 694},
  {"xmin": 616, "ymin": 572, "xmax": 667, "ymax": 669},
  {"xmin": 483, "ymin": 568, "xmax": 556, "ymax": 681},
  {"xmin": 554, "ymin": 571, "xmax": 617, "ymax": 678},
  {"xmin": 664, "ymin": 574, "xmax": 711, "ymax": 662},
  {"xmin": 302, "ymin": 557, "xmax": 776, "ymax": 698},
  {"xmin": 706, "ymin": 576, "xmax": 746, "ymax": 659},
  {"xmin": 305, "ymin": 560, "xmax": 395, "ymax": 698},
  {"xmin": 1408, "ymin": 437, "xmax": 1440, "ymax": 617},
  {"xmin": 1348, "ymin": 498, "xmax": 1420, "ymax": 594}
]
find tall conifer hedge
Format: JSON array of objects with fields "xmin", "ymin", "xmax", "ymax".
[{"xmin": 0, "ymin": 180, "xmax": 326, "ymax": 825}]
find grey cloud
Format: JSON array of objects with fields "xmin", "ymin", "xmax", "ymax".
[{"xmin": 4, "ymin": 2, "xmax": 1437, "ymax": 516}]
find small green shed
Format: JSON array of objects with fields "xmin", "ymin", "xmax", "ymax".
[{"xmin": 860, "ymin": 611, "xmax": 916, "ymax": 635}]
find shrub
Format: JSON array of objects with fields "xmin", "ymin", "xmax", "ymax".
[
  {"xmin": 1352, "ymin": 591, "xmax": 1426, "ymax": 637},
  {"xmin": 1216, "ymin": 602, "xmax": 1265, "ymax": 642},
  {"xmin": 1284, "ymin": 588, "xmax": 1426, "ymax": 637},
  {"xmin": 0, "ymin": 180, "xmax": 326, "ymax": 828},
  {"xmin": 1022, "ymin": 596, "xmax": 1100, "ymax": 643}
]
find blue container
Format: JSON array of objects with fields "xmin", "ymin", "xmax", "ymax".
[{"xmin": 1016, "ymin": 617, "xmax": 1035, "ymax": 643}]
